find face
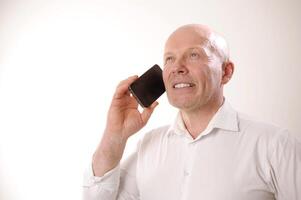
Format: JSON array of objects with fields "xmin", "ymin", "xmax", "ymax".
[{"xmin": 163, "ymin": 27, "xmax": 224, "ymax": 111}]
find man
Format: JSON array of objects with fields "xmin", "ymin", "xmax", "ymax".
[{"xmin": 83, "ymin": 24, "xmax": 301, "ymax": 200}]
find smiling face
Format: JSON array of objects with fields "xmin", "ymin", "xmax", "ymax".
[{"xmin": 163, "ymin": 25, "xmax": 227, "ymax": 112}]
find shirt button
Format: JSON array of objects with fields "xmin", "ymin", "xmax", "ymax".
[{"xmin": 184, "ymin": 170, "xmax": 189, "ymax": 177}]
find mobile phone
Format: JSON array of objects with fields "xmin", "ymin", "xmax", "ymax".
[{"xmin": 128, "ymin": 64, "xmax": 166, "ymax": 107}]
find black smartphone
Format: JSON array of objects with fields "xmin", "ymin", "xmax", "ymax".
[{"xmin": 128, "ymin": 64, "xmax": 166, "ymax": 107}]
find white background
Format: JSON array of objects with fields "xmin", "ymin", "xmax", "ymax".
[{"xmin": 0, "ymin": 0, "xmax": 300, "ymax": 199}]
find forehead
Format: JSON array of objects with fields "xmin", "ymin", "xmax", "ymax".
[{"xmin": 164, "ymin": 28, "xmax": 210, "ymax": 54}]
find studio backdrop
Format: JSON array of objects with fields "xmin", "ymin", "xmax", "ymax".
[{"xmin": 0, "ymin": 0, "xmax": 300, "ymax": 199}]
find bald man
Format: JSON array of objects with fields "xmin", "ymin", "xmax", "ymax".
[{"xmin": 83, "ymin": 24, "xmax": 301, "ymax": 200}]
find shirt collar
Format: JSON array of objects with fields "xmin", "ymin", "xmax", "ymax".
[{"xmin": 167, "ymin": 100, "xmax": 239, "ymax": 138}]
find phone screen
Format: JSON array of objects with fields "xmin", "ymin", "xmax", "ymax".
[{"xmin": 129, "ymin": 64, "xmax": 166, "ymax": 107}]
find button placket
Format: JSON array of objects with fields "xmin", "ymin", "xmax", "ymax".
[{"xmin": 180, "ymin": 140, "xmax": 195, "ymax": 200}]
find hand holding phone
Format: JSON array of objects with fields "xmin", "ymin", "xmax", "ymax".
[{"xmin": 129, "ymin": 64, "xmax": 166, "ymax": 107}]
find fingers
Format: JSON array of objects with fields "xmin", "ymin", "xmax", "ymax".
[
  {"xmin": 141, "ymin": 101, "xmax": 159, "ymax": 124},
  {"xmin": 114, "ymin": 75, "xmax": 138, "ymax": 99}
]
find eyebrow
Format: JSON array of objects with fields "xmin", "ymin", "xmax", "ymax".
[
  {"xmin": 164, "ymin": 46, "xmax": 208, "ymax": 57},
  {"xmin": 163, "ymin": 52, "xmax": 174, "ymax": 57}
]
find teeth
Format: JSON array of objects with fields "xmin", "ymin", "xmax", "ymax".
[{"xmin": 174, "ymin": 83, "xmax": 192, "ymax": 88}]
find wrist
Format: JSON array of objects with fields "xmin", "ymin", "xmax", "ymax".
[
  {"xmin": 102, "ymin": 130, "xmax": 129, "ymax": 145},
  {"xmin": 92, "ymin": 136, "xmax": 126, "ymax": 176}
]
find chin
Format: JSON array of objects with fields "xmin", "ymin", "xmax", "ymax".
[
  {"xmin": 168, "ymin": 98, "xmax": 195, "ymax": 110},
  {"xmin": 168, "ymin": 95, "xmax": 211, "ymax": 111}
]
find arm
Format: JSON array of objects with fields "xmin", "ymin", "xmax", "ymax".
[
  {"xmin": 83, "ymin": 76, "xmax": 158, "ymax": 200},
  {"xmin": 269, "ymin": 130, "xmax": 301, "ymax": 200},
  {"xmin": 83, "ymin": 152, "xmax": 139, "ymax": 200}
]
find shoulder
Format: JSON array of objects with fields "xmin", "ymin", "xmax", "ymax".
[
  {"xmin": 236, "ymin": 112, "xmax": 298, "ymax": 156},
  {"xmin": 135, "ymin": 125, "xmax": 171, "ymax": 153},
  {"xmin": 140, "ymin": 125, "xmax": 170, "ymax": 144},
  {"xmin": 237, "ymin": 112, "xmax": 285, "ymax": 137}
]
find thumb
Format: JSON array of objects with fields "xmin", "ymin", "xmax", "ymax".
[{"xmin": 141, "ymin": 101, "xmax": 159, "ymax": 124}]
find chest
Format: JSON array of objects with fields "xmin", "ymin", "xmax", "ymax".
[{"xmin": 136, "ymin": 134, "xmax": 275, "ymax": 200}]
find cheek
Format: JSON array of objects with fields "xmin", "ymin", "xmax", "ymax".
[
  {"xmin": 162, "ymin": 69, "xmax": 168, "ymax": 87},
  {"xmin": 208, "ymin": 68, "xmax": 223, "ymax": 87},
  {"xmin": 195, "ymin": 66, "xmax": 218, "ymax": 89},
  {"xmin": 193, "ymin": 65, "xmax": 210, "ymax": 82},
  {"xmin": 162, "ymin": 68, "xmax": 170, "ymax": 85},
  {"xmin": 209, "ymin": 57, "xmax": 223, "ymax": 81}
]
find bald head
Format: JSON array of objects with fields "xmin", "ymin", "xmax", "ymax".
[{"xmin": 165, "ymin": 24, "xmax": 230, "ymax": 63}]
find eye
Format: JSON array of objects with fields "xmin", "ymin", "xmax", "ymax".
[
  {"xmin": 190, "ymin": 52, "xmax": 199, "ymax": 59},
  {"xmin": 164, "ymin": 56, "xmax": 174, "ymax": 64}
]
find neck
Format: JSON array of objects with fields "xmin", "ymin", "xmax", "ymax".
[{"xmin": 180, "ymin": 97, "xmax": 224, "ymax": 139}]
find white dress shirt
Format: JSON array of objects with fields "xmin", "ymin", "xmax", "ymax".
[{"xmin": 83, "ymin": 101, "xmax": 301, "ymax": 200}]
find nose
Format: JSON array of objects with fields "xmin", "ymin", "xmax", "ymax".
[{"xmin": 172, "ymin": 57, "xmax": 188, "ymax": 75}]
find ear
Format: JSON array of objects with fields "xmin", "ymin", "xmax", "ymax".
[{"xmin": 221, "ymin": 61, "xmax": 234, "ymax": 84}]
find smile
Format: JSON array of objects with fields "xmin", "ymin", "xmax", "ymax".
[{"xmin": 173, "ymin": 83, "xmax": 194, "ymax": 89}]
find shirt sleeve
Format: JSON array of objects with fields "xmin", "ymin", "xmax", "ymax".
[
  {"xmin": 82, "ymin": 152, "xmax": 140, "ymax": 200},
  {"xmin": 269, "ymin": 130, "xmax": 301, "ymax": 200}
]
